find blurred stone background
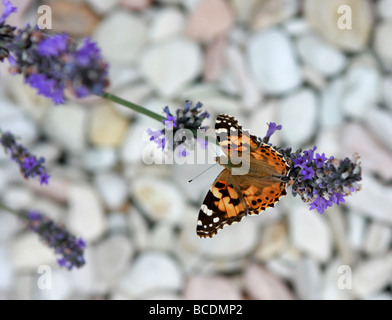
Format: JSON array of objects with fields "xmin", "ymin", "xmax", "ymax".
[{"xmin": 0, "ymin": 0, "xmax": 391, "ymax": 300}]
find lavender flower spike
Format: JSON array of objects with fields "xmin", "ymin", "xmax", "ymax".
[
  {"xmin": 282, "ymin": 146, "xmax": 362, "ymax": 214},
  {"xmin": 0, "ymin": 4, "xmax": 110, "ymax": 104},
  {"xmin": 0, "ymin": 0, "xmax": 17, "ymax": 24},
  {"xmin": 23, "ymin": 210, "xmax": 86, "ymax": 270},
  {"xmin": 0, "ymin": 130, "xmax": 50, "ymax": 185},
  {"xmin": 147, "ymin": 101, "xmax": 210, "ymax": 157}
]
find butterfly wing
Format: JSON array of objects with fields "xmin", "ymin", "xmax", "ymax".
[
  {"xmin": 215, "ymin": 114, "xmax": 261, "ymax": 157},
  {"xmin": 196, "ymin": 114, "xmax": 290, "ymax": 238},
  {"xmin": 238, "ymin": 142, "xmax": 290, "ymax": 216},
  {"xmin": 196, "ymin": 169, "xmax": 248, "ymax": 238}
]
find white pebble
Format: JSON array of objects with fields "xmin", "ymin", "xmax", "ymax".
[
  {"xmin": 247, "ymin": 28, "xmax": 302, "ymax": 94},
  {"xmin": 141, "ymin": 38, "xmax": 202, "ymax": 97}
]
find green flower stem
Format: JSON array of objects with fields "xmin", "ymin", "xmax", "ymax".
[
  {"xmin": 0, "ymin": 202, "xmax": 23, "ymax": 219},
  {"xmin": 101, "ymin": 91, "xmax": 165, "ymax": 122},
  {"xmin": 101, "ymin": 91, "xmax": 219, "ymax": 147}
]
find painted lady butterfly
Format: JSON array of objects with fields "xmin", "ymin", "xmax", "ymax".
[{"xmin": 197, "ymin": 114, "xmax": 290, "ymax": 238}]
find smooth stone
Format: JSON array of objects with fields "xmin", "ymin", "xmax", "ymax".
[
  {"xmin": 185, "ymin": 275, "xmax": 242, "ymax": 300},
  {"xmin": 327, "ymin": 207, "xmax": 354, "ymax": 265},
  {"xmin": 2, "ymin": 186, "xmax": 34, "ymax": 211},
  {"xmin": 341, "ymin": 123, "xmax": 392, "ymax": 180},
  {"xmin": 252, "ymin": 0, "xmax": 299, "ymax": 30},
  {"xmin": 118, "ymin": 251, "xmax": 183, "ymax": 298},
  {"xmin": 288, "ymin": 201, "xmax": 332, "ymax": 262},
  {"xmin": 321, "ymin": 259, "xmax": 354, "ymax": 299},
  {"xmin": 13, "ymin": 274, "xmax": 34, "ymax": 300},
  {"xmin": 293, "ymin": 258, "xmax": 321, "ymax": 300},
  {"xmin": 304, "ymin": 0, "xmax": 373, "ymax": 52},
  {"xmin": 0, "ymin": 113, "xmax": 38, "ymax": 146},
  {"xmin": 296, "ymin": 33, "xmax": 347, "ymax": 77},
  {"xmin": 279, "ymin": 88, "xmax": 318, "ymax": 148},
  {"xmin": 352, "ymin": 252, "xmax": 392, "ymax": 298},
  {"xmin": 0, "ymin": 246, "xmax": 13, "ymax": 292},
  {"xmin": 203, "ymin": 37, "xmax": 226, "ymax": 82},
  {"xmin": 364, "ymin": 107, "xmax": 392, "ymax": 152},
  {"xmin": 180, "ymin": 205, "xmax": 261, "ymax": 258},
  {"xmin": 44, "ymin": 104, "xmax": 87, "ymax": 154},
  {"xmin": 247, "ymin": 100, "xmax": 281, "ymax": 142},
  {"xmin": 112, "ymin": 84, "xmax": 153, "ymax": 119},
  {"xmin": 254, "ymin": 221, "xmax": 288, "ymax": 262},
  {"xmin": 35, "ymin": 270, "xmax": 73, "ymax": 300},
  {"xmin": 345, "ymin": 175, "xmax": 392, "ymax": 225},
  {"xmin": 302, "ymin": 64, "xmax": 326, "ymax": 90},
  {"xmin": 120, "ymin": 0, "xmax": 152, "ymax": 10},
  {"xmin": 30, "ymin": 143, "xmax": 62, "ymax": 166},
  {"xmin": 46, "ymin": 1, "xmax": 100, "ymax": 37},
  {"xmin": 262, "ymin": 247, "xmax": 301, "ymax": 280},
  {"xmin": 149, "ymin": 7, "xmax": 185, "ymax": 42},
  {"xmin": 229, "ymin": 0, "xmax": 259, "ymax": 22},
  {"xmin": 127, "ymin": 207, "xmax": 149, "ymax": 251},
  {"xmin": 108, "ymin": 66, "xmax": 143, "ymax": 91},
  {"xmin": 82, "ymin": 147, "xmax": 117, "ymax": 173},
  {"xmin": 10, "ymin": 233, "xmax": 56, "ymax": 270},
  {"xmin": 141, "ymin": 38, "xmax": 202, "ymax": 97},
  {"xmin": 374, "ymin": 21, "xmax": 392, "ymax": 70},
  {"xmin": 93, "ymin": 234, "xmax": 134, "ymax": 287},
  {"xmin": 314, "ymin": 128, "xmax": 341, "ymax": 159},
  {"xmin": 121, "ymin": 118, "xmax": 156, "ymax": 164},
  {"xmin": 347, "ymin": 210, "xmax": 367, "ymax": 251},
  {"xmin": 0, "ymin": 211, "xmax": 19, "ymax": 242},
  {"xmin": 377, "ymin": 0, "xmax": 392, "ymax": 19},
  {"xmin": 67, "ymin": 184, "xmax": 106, "ymax": 241},
  {"xmin": 198, "ymin": 216, "xmax": 259, "ymax": 257},
  {"xmin": 89, "ymin": 103, "xmax": 129, "ymax": 148},
  {"xmin": 93, "ymin": 11, "xmax": 147, "ymax": 65},
  {"xmin": 284, "ymin": 18, "xmax": 311, "ymax": 36},
  {"xmin": 106, "ymin": 211, "xmax": 128, "ymax": 234},
  {"xmin": 225, "ymin": 44, "xmax": 263, "ymax": 110},
  {"xmin": 243, "ymin": 264, "xmax": 295, "ymax": 299},
  {"xmin": 342, "ymin": 66, "xmax": 380, "ymax": 119},
  {"xmin": 382, "ymin": 77, "xmax": 392, "ymax": 110},
  {"xmin": 247, "ymin": 28, "xmax": 302, "ymax": 94},
  {"xmin": 148, "ymin": 223, "xmax": 176, "ymax": 251},
  {"xmin": 186, "ymin": 0, "xmax": 233, "ymax": 41},
  {"xmin": 131, "ymin": 176, "xmax": 185, "ymax": 224},
  {"xmin": 179, "ymin": 86, "xmax": 241, "ymax": 114},
  {"xmin": 320, "ymin": 77, "xmax": 345, "ymax": 129},
  {"xmin": 363, "ymin": 222, "xmax": 392, "ymax": 256},
  {"xmin": 86, "ymin": 0, "xmax": 119, "ymax": 14},
  {"xmin": 68, "ymin": 247, "xmax": 106, "ymax": 295},
  {"xmin": 26, "ymin": 171, "xmax": 70, "ymax": 204},
  {"xmin": 94, "ymin": 172, "xmax": 128, "ymax": 210},
  {"xmin": 29, "ymin": 198, "xmax": 65, "ymax": 223}
]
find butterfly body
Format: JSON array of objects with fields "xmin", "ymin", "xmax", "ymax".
[{"xmin": 197, "ymin": 114, "xmax": 290, "ymax": 238}]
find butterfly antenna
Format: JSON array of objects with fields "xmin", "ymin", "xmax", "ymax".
[{"xmin": 188, "ymin": 163, "xmax": 218, "ymax": 184}]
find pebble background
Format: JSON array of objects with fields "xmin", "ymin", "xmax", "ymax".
[{"xmin": 0, "ymin": 0, "xmax": 391, "ymax": 300}]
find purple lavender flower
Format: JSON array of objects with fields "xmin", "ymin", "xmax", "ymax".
[
  {"xmin": 36, "ymin": 33, "xmax": 68, "ymax": 57},
  {"xmin": 0, "ymin": 5, "xmax": 109, "ymax": 104},
  {"xmin": 146, "ymin": 128, "xmax": 166, "ymax": 150},
  {"xmin": 23, "ymin": 210, "xmax": 86, "ymax": 270},
  {"xmin": 315, "ymin": 153, "xmax": 328, "ymax": 168},
  {"xmin": 0, "ymin": 0, "xmax": 16, "ymax": 24},
  {"xmin": 147, "ymin": 101, "xmax": 210, "ymax": 156},
  {"xmin": 0, "ymin": 130, "xmax": 50, "ymax": 184},
  {"xmin": 300, "ymin": 165, "xmax": 315, "ymax": 180},
  {"xmin": 0, "ymin": 1, "xmax": 16, "ymax": 62},
  {"xmin": 281, "ymin": 146, "xmax": 362, "ymax": 214},
  {"xmin": 265, "ymin": 122, "xmax": 282, "ymax": 141},
  {"xmin": 309, "ymin": 196, "xmax": 331, "ymax": 214}
]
